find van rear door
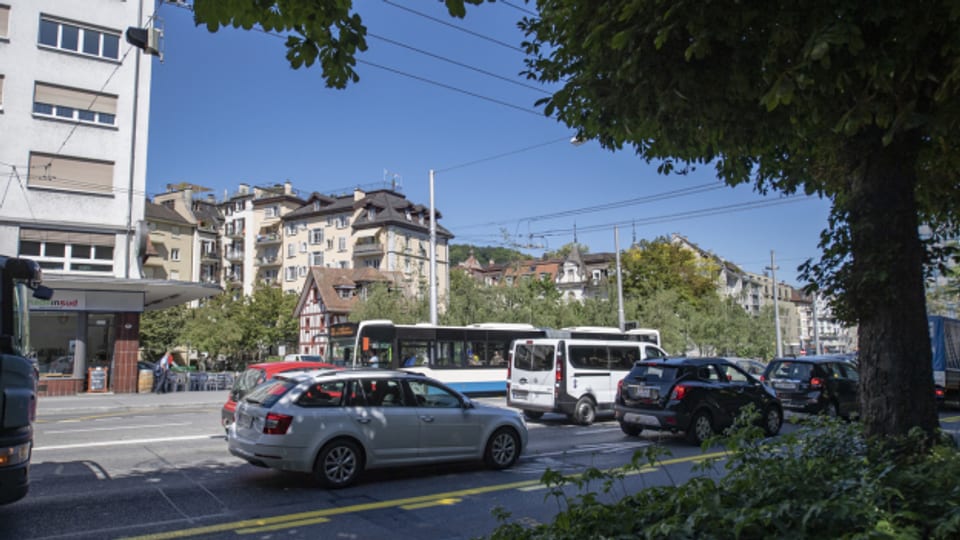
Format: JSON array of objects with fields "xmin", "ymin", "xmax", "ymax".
[{"xmin": 508, "ymin": 340, "xmax": 556, "ymax": 411}]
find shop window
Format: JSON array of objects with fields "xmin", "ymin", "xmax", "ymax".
[{"xmin": 32, "ymin": 312, "xmax": 79, "ymax": 377}]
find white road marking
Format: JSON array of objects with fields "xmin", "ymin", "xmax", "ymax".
[
  {"xmin": 44, "ymin": 422, "xmax": 193, "ymax": 434},
  {"xmin": 33, "ymin": 434, "xmax": 223, "ymax": 451}
]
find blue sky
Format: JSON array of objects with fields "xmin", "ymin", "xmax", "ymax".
[{"xmin": 144, "ymin": 1, "xmax": 832, "ymax": 285}]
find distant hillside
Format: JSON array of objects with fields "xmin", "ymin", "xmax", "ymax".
[{"xmin": 449, "ymin": 244, "xmax": 531, "ymax": 267}]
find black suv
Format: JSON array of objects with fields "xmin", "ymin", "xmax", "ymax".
[
  {"xmin": 762, "ymin": 356, "xmax": 859, "ymax": 418},
  {"xmin": 614, "ymin": 357, "xmax": 783, "ymax": 445}
]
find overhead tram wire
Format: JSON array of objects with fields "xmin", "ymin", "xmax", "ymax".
[
  {"xmin": 451, "ymin": 183, "xmax": 728, "ymax": 232},
  {"xmin": 499, "ymin": 1, "xmax": 539, "ymax": 17},
  {"xmin": 528, "ymin": 195, "xmax": 816, "ymax": 239},
  {"xmin": 367, "ymin": 33, "xmax": 551, "ymax": 94},
  {"xmin": 380, "ymin": 0, "xmax": 526, "ymax": 53},
  {"xmin": 247, "ymin": 26, "xmax": 545, "ymax": 117}
]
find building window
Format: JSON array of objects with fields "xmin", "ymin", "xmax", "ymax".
[
  {"xmin": 171, "ymin": 226, "xmax": 180, "ymax": 238},
  {"xmin": 336, "ymin": 216, "xmax": 349, "ymax": 229},
  {"xmin": 265, "ymin": 205, "xmax": 278, "ymax": 218},
  {"xmin": 286, "ymin": 223, "xmax": 296, "ymax": 235},
  {"xmin": 311, "ymin": 252, "xmax": 323, "ymax": 266},
  {"xmin": 300, "ymin": 241, "xmax": 308, "ymax": 253},
  {"xmin": 287, "ymin": 243, "xmax": 296, "ymax": 258},
  {"xmin": 38, "ymin": 17, "xmax": 120, "ymax": 60},
  {"xmin": 19, "ymin": 229, "xmax": 114, "ymax": 273},
  {"xmin": 0, "ymin": 6, "xmax": 9, "ymax": 39},
  {"xmin": 310, "ymin": 228, "xmax": 324, "ymax": 244},
  {"xmin": 171, "ymin": 248, "xmax": 181, "ymax": 261},
  {"xmin": 298, "ymin": 266, "xmax": 307, "ymax": 277},
  {"xmin": 313, "ymin": 201, "xmax": 321, "ymax": 211},
  {"xmin": 338, "ymin": 237, "xmax": 347, "ymax": 252},
  {"xmin": 33, "ymin": 83, "xmax": 117, "ymax": 126},
  {"xmin": 27, "ymin": 152, "xmax": 113, "ymax": 195},
  {"xmin": 338, "ymin": 261, "xmax": 349, "ymax": 269},
  {"xmin": 326, "ymin": 239, "xmax": 333, "ymax": 250},
  {"xmin": 368, "ymin": 208, "xmax": 377, "ymax": 220},
  {"xmin": 285, "ymin": 267, "xmax": 296, "ymax": 281},
  {"xmin": 405, "ymin": 209, "xmax": 412, "ymax": 221}
]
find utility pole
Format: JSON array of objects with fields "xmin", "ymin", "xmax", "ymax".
[
  {"xmin": 812, "ymin": 292, "xmax": 821, "ymax": 355},
  {"xmin": 428, "ymin": 169, "xmax": 437, "ymax": 325},
  {"xmin": 767, "ymin": 251, "xmax": 783, "ymax": 357},
  {"xmin": 614, "ymin": 227, "xmax": 625, "ymax": 331}
]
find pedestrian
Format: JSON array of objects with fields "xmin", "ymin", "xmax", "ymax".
[{"xmin": 154, "ymin": 351, "xmax": 171, "ymax": 393}]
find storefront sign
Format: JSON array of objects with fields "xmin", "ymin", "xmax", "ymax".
[
  {"xmin": 31, "ymin": 291, "xmax": 86, "ymax": 311},
  {"xmin": 30, "ymin": 290, "xmax": 143, "ymax": 312}
]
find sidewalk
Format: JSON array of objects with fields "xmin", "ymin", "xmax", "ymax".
[{"xmin": 37, "ymin": 389, "xmax": 228, "ymax": 417}]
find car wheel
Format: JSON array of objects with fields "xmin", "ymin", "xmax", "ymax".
[
  {"xmin": 762, "ymin": 406, "xmax": 783, "ymax": 436},
  {"xmin": 315, "ymin": 439, "xmax": 363, "ymax": 488},
  {"xmin": 686, "ymin": 410, "xmax": 714, "ymax": 445},
  {"xmin": 484, "ymin": 427, "xmax": 520, "ymax": 469},
  {"xmin": 523, "ymin": 410, "xmax": 544, "ymax": 421},
  {"xmin": 572, "ymin": 397, "xmax": 597, "ymax": 426},
  {"xmin": 620, "ymin": 421, "xmax": 642, "ymax": 437},
  {"xmin": 822, "ymin": 401, "xmax": 840, "ymax": 418}
]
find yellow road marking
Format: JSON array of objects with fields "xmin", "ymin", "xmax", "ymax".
[
  {"xmin": 236, "ymin": 517, "xmax": 330, "ymax": 534},
  {"xmin": 123, "ymin": 450, "xmax": 729, "ymax": 540},
  {"xmin": 401, "ymin": 497, "xmax": 462, "ymax": 510}
]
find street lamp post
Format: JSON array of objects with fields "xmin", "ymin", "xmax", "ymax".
[
  {"xmin": 614, "ymin": 226, "xmax": 625, "ymax": 331},
  {"xmin": 429, "ymin": 169, "xmax": 438, "ymax": 325},
  {"xmin": 767, "ymin": 250, "xmax": 783, "ymax": 357}
]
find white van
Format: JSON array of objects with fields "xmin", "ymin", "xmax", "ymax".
[{"xmin": 507, "ymin": 338, "xmax": 668, "ymax": 425}]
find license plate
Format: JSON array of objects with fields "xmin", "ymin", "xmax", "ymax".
[
  {"xmin": 624, "ymin": 412, "xmax": 659, "ymax": 426},
  {"xmin": 774, "ymin": 382, "xmax": 797, "ymax": 390},
  {"xmin": 511, "ymin": 389, "xmax": 529, "ymax": 400},
  {"xmin": 629, "ymin": 385, "xmax": 657, "ymax": 399}
]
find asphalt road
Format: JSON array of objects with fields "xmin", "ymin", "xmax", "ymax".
[{"xmin": 7, "ymin": 395, "xmax": 959, "ymax": 540}]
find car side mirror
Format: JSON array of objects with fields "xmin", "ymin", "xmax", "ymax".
[{"xmin": 461, "ymin": 397, "xmax": 475, "ymax": 409}]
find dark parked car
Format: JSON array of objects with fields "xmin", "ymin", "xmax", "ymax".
[
  {"xmin": 762, "ymin": 356, "xmax": 859, "ymax": 418},
  {"xmin": 614, "ymin": 357, "xmax": 783, "ymax": 445}
]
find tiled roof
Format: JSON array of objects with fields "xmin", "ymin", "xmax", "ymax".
[
  {"xmin": 300, "ymin": 267, "xmax": 402, "ymax": 314},
  {"xmin": 145, "ymin": 200, "xmax": 191, "ymax": 225}
]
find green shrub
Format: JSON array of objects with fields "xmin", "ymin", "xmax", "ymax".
[{"xmin": 487, "ymin": 413, "xmax": 960, "ymax": 539}]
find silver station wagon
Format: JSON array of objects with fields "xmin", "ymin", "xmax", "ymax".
[{"xmin": 228, "ymin": 369, "xmax": 528, "ymax": 488}]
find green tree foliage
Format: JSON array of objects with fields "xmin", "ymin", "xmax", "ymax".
[
  {"xmin": 441, "ymin": 268, "xmax": 500, "ymax": 325},
  {"xmin": 349, "ymin": 282, "xmax": 427, "ymax": 324},
  {"xmin": 621, "ymin": 237, "xmax": 719, "ymax": 306},
  {"xmin": 448, "ymin": 244, "xmax": 529, "ymax": 267},
  {"xmin": 182, "ymin": 288, "xmax": 245, "ymax": 365},
  {"xmin": 138, "ymin": 305, "xmax": 188, "ymax": 361},
  {"xmin": 238, "ymin": 285, "xmax": 300, "ymax": 360},
  {"xmin": 516, "ymin": 0, "xmax": 959, "ymax": 441},
  {"xmin": 542, "ymin": 242, "xmax": 589, "ymax": 260},
  {"xmin": 189, "ymin": 0, "xmax": 955, "ymax": 439}
]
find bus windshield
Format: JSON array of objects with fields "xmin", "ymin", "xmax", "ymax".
[{"xmin": 11, "ymin": 282, "xmax": 31, "ymax": 358}]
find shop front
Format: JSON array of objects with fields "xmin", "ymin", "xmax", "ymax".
[{"xmin": 30, "ymin": 277, "xmax": 220, "ymax": 396}]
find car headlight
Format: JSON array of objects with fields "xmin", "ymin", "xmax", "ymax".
[{"xmin": 0, "ymin": 442, "xmax": 31, "ymax": 468}]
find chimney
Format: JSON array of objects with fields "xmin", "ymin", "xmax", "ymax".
[
  {"xmin": 284, "ymin": 180, "xmax": 292, "ymax": 195},
  {"xmin": 207, "ymin": 194, "xmax": 215, "ymax": 202},
  {"xmin": 239, "ymin": 183, "xmax": 249, "ymax": 194}
]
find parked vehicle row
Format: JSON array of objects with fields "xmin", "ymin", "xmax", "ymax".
[{"xmin": 220, "ymin": 350, "xmax": 860, "ymax": 489}]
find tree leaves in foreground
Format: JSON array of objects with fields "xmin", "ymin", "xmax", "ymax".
[{"xmin": 487, "ymin": 415, "xmax": 960, "ymax": 540}]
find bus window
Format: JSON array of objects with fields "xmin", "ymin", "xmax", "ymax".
[
  {"xmin": 467, "ymin": 341, "xmax": 486, "ymax": 366},
  {"xmin": 399, "ymin": 340, "xmax": 430, "ymax": 367}
]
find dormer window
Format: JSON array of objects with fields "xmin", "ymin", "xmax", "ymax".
[
  {"xmin": 368, "ymin": 207, "xmax": 377, "ymax": 220},
  {"xmin": 313, "ymin": 201, "xmax": 321, "ymax": 211},
  {"xmin": 405, "ymin": 209, "xmax": 412, "ymax": 221}
]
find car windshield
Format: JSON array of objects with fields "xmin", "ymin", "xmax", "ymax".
[
  {"xmin": 628, "ymin": 364, "xmax": 679, "ymax": 383},
  {"xmin": 234, "ymin": 368, "xmax": 266, "ymax": 397},
  {"xmin": 244, "ymin": 379, "xmax": 297, "ymax": 407},
  {"xmin": 768, "ymin": 361, "xmax": 814, "ymax": 380}
]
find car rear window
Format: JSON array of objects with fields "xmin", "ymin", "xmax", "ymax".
[
  {"xmin": 244, "ymin": 379, "xmax": 297, "ymax": 407},
  {"xmin": 768, "ymin": 361, "xmax": 814, "ymax": 380},
  {"xmin": 234, "ymin": 368, "xmax": 267, "ymax": 396},
  {"xmin": 513, "ymin": 344, "xmax": 554, "ymax": 372},
  {"xmin": 627, "ymin": 364, "xmax": 679, "ymax": 382}
]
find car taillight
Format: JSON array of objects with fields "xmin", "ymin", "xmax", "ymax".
[
  {"xmin": 809, "ymin": 377, "xmax": 824, "ymax": 388},
  {"xmin": 264, "ymin": 413, "xmax": 293, "ymax": 435},
  {"xmin": 616, "ymin": 379, "xmax": 624, "ymax": 399},
  {"xmin": 554, "ymin": 353, "xmax": 563, "ymax": 399},
  {"xmin": 935, "ymin": 387, "xmax": 945, "ymax": 398},
  {"xmin": 670, "ymin": 384, "xmax": 688, "ymax": 401}
]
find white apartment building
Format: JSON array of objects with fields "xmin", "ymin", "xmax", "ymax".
[{"xmin": 0, "ymin": 1, "xmax": 217, "ymax": 395}]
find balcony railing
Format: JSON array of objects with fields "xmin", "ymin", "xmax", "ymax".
[
  {"xmin": 201, "ymin": 249, "xmax": 220, "ymax": 261},
  {"xmin": 225, "ymin": 272, "xmax": 243, "ymax": 283},
  {"xmin": 225, "ymin": 228, "xmax": 245, "ymax": 239},
  {"xmin": 256, "ymin": 256, "xmax": 280, "ymax": 267},
  {"xmin": 353, "ymin": 243, "xmax": 384, "ymax": 256},
  {"xmin": 225, "ymin": 250, "xmax": 244, "ymax": 262},
  {"xmin": 256, "ymin": 233, "xmax": 281, "ymax": 244}
]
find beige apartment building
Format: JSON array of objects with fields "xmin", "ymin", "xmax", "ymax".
[
  {"xmin": 148, "ymin": 183, "xmax": 452, "ymax": 309},
  {"xmin": 142, "ymin": 200, "xmax": 195, "ymax": 282}
]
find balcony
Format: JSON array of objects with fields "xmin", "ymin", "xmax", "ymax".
[
  {"xmin": 256, "ymin": 255, "xmax": 280, "ymax": 267},
  {"xmin": 225, "ymin": 228, "xmax": 245, "ymax": 239},
  {"xmin": 353, "ymin": 243, "xmax": 384, "ymax": 256},
  {"xmin": 201, "ymin": 249, "xmax": 220, "ymax": 262},
  {"xmin": 225, "ymin": 272, "xmax": 243, "ymax": 283},
  {"xmin": 256, "ymin": 233, "xmax": 281, "ymax": 245},
  {"xmin": 225, "ymin": 250, "xmax": 244, "ymax": 262}
]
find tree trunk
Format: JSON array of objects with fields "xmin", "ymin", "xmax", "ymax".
[{"xmin": 848, "ymin": 135, "xmax": 939, "ymax": 442}]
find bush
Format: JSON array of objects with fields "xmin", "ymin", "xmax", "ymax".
[{"xmin": 486, "ymin": 412, "xmax": 960, "ymax": 539}]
